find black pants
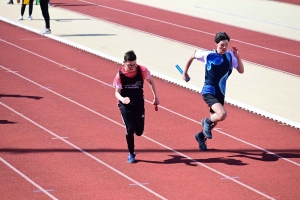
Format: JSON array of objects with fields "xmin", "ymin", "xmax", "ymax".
[
  {"xmin": 40, "ymin": 0, "xmax": 50, "ymax": 28},
  {"xmin": 118, "ymin": 102, "xmax": 145, "ymax": 154},
  {"xmin": 21, "ymin": 0, "xmax": 33, "ymax": 16}
]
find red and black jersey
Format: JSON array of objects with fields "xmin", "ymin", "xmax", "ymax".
[{"xmin": 119, "ymin": 66, "xmax": 144, "ymax": 105}]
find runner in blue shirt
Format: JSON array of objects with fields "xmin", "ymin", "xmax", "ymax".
[{"xmin": 182, "ymin": 32, "xmax": 244, "ymax": 151}]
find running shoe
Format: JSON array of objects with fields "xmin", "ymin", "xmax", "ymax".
[
  {"xmin": 195, "ymin": 133, "xmax": 207, "ymax": 151},
  {"xmin": 18, "ymin": 16, "xmax": 23, "ymax": 21},
  {"xmin": 40, "ymin": 29, "xmax": 51, "ymax": 34},
  {"xmin": 201, "ymin": 118, "xmax": 213, "ymax": 139},
  {"xmin": 7, "ymin": 0, "xmax": 13, "ymax": 4},
  {"xmin": 127, "ymin": 153, "xmax": 136, "ymax": 163},
  {"xmin": 28, "ymin": 16, "xmax": 33, "ymax": 20}
]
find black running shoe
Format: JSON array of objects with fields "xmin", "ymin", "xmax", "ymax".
[
  {"xmin": 195, "ymin": 133, "xmax": 207, "ymax": 151},
  {"xmin": 201, "ymin": 118, "xmax": 213, "ymax": 139}
]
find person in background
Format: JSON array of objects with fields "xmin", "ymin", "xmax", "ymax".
[
  {"xmin": 39, "ymin": 0, "xmax": 51, "ymax": 34},
  {"xmin": 18, "ymin": 0, "xmax": 34, "ymax": 21}
]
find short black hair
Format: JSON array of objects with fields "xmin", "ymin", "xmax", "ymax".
[
  {"xmin": 124, "ymin": 50, "xmax": 137, "ymax": 62},
  {"xmin": 214, "ymin": 32, "xmax": 230, "ymax": 44}
]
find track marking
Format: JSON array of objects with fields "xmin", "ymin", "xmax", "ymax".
[
  {"xmin": 38, "ymin": 86, "xmax": 52, "ymax": 89},
  {"xmin": 0, "ymin": 102, "xmax": 167, "ymax": 200},
  {"xmin": 20, "ymin": 38, "xmax": 50, "ymax": 40},
  {"xmin": 79, "ymin": 0, "xmax": 300, "ymax": 58},
  {"xmin": 65, "ymin": 68, "xmax": 77, "ymax": 70},
  {"xmin": 221, "ymin": 176, "xmax": 240, "ymax": 180},
  {"xmin": 52, "ymin": 137, "xmax": 68, "ymax": 139},
  {"xmin": 129, "ymin": 182, "xmax": 149, "ymax": 186},
  {"xmin": 34, "ymin": 189, "xmax": 54, "ymax": 193},
  {"xmin": 6, "ymin": 70, "xmax": 18, "ymax": 73},
  {"xmin": 0, "ymin": 157, "xmax": 58, "ymax": 200},
  {"xmin": 0, "ymin": 67, "xmax": 276, "ymax": 199}
]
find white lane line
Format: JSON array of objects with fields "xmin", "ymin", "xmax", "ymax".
[
  {"xmin": 34, "ymin": 189, "xmax": 54, "ymax": 193},
  {"xmin": 0, "ymin": 67, "xmax": 275, "ymax": 199},
  {"xmin": 79, "ymin": 0, "xmax": 300, "ymax": 58},
  {"xmin": 221, "ymin": 176, "xmax": 240, "ymax": 180},
  {"xmin": 0, "ymin": 102, "xmax": 167, "ymax": 200},
  {"xmin": 0, "ymin": 157, "xmax": 58, "ymax": 200},
  {"xmin": 6, "ymin": 71, "xmax": 18, "ymax": 73},
  {"xmin": 52, "ymin": 137, "xmax": 68, "ymax": 139},
  {"xmin": 64, "ymin": 68, "xmax": 77, "ymax": 70},
  {"xmin": 20, "ymin": 38, "xmax": 50, "ymax": 40},
  {"xmin": 129, "ymin": 182, "xmax": 149, "ymax": 186}
]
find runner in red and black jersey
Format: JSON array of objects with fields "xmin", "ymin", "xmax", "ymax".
[{"xmin": 113, "ymin": 50, "xmax": 160, "ymax": 163}]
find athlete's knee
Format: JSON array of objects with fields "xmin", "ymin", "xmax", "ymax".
[
  {"xmin": 218, "ymin": 110, "xmax": 227, "ymax": 121},
  {"xmin": 135, "ymin": 128, "xmax": 144, "ymax": 136},
  {"xmin": 135, "ymin": 131, "xmax": 144, "ymax": 136}
]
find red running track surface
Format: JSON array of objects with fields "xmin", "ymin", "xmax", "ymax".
[
  {"xmin": 1, "ymin": 20, "xmax": 300, "ymax": 199},
  {"xmin": 52, "ymin": 0, "xmax": 300, "ymax": 76},
  {"xmin": 273, "ymin": 0, "xmax": 300, "ymax": 5}
]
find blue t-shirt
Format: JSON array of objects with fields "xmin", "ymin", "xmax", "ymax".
[{"xmin": 194, "ymin": 49, "xmax": 238, "ymax": 97}]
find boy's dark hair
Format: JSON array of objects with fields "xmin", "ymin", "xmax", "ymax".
[
  {"xmin": 124, "ymin": 50, "xmax": 137, "ymax": 62},
  {"xmin": 214, "ymin": 32, "xmax": 230, "ymax": 44}
]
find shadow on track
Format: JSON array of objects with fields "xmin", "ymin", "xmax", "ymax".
[
  {"xmin": 0, "ymin": 94, "xmax": 43, "ymax": 100},
  {"xmin": 1, "ymin": 148, "xmax": 300, "ymax": 166}
]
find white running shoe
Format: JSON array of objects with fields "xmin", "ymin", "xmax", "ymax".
[
  {"xmin": 28, "ymin": 16, "xmax": 33, "ymax": 20},
  {"xmin": 18, "ymin": 16, "xmax": 23, "ymax": 20},
  {"xmin": 40, "ymin": 28, "xmax": 51, "ymax": 34}
]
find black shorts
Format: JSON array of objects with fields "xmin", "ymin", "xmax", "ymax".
[
  {"xmin": 202, "ymin": 94, "xmax": 224, "ymax": 113},
  {"xmin": 118, "ymin": 102, "xmax": 145, "ymax": 136}
]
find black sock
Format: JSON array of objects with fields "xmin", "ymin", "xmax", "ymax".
[{"xmin": 205, "ymin": 118, "xmax": 213, "ymax": 125}]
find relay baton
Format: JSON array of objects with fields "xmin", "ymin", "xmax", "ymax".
[{"xmin": 175, "ymin": 64, "xmax": 190, "ymax": 82}]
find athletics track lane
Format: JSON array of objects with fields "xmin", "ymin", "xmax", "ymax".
[
  {"xmin": 1, "ymin": 21, "xmax": 300, "ymax": 199},
  {"xmin": 51, "ymin": 0, "xmax": 300, "ymax": 76},
  {"xmin": 275, "ymin": 0, "xmax": 300, "ymax": 5}
]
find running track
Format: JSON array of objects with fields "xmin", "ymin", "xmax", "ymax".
[
  {"xmin": 56, "ymin": 0, "xmax": 300, "ymax": 76},
  {"xmin": 1, "ymin": 1, "xmax": 300, "ymax": 200}
]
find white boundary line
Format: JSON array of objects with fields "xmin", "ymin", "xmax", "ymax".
[
  {"xmin": 0, "ymin": 157, "xmax": 58, "ymax": 200},
  {"xmin": 0, "ymin": 102, "xmax": 167, "ymax": 200},
  {"xmin": 1, "ymin": 39, "xmax": 300, "ymax": 167},
  {"xmin": 0, "ymin": 70, "xmax": 275, "ymax": 200}
]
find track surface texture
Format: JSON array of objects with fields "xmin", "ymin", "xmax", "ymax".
[{"xmin": 1, "ymin": 0, "xmax": 300, "ymax": 199}]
